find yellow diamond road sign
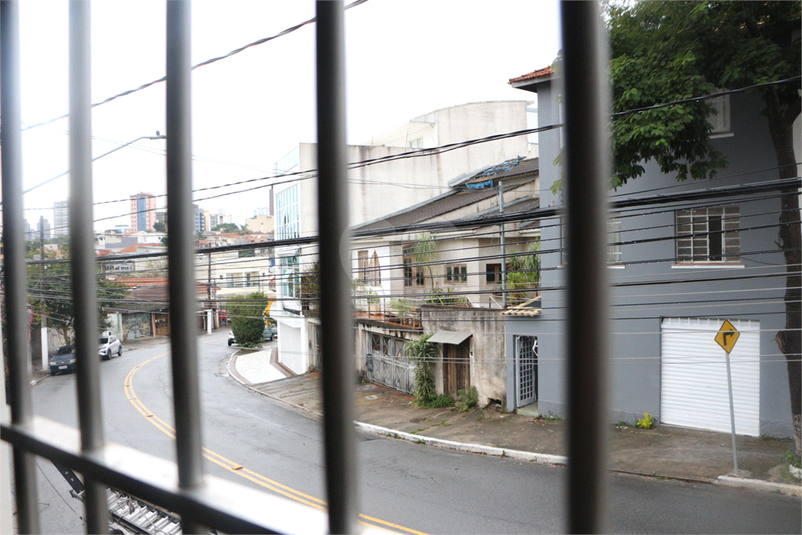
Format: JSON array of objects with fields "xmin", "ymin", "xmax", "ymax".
[{"xmin": 715, "ymin": 320, "xmax": 740, "ymax": 353}]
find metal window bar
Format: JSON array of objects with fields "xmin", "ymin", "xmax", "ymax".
[{"xmin": 1, "ymin": 1, "xmax": 609, "ymax": 534}]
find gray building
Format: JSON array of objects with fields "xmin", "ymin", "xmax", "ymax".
[
  {"xmin": 53, "ymin": 200, "xmax": 69, "ymax": 237},
  {"xmin": 505, "ymin": 69, "xmax": 796, "ymax": 438},
  {"xmin": 36, "ymin": 218, "xmax": 51, "ymax": 240}
]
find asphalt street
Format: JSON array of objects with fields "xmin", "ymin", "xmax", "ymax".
[{"xmin": 29, "ymin": 335, "xmax": 802, "ymax": 534}]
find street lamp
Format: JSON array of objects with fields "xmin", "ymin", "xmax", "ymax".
[{"xmin": 23, "ymin": 132, "xmax": 166, "ymax": 194}]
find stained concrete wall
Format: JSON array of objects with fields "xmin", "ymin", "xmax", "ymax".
[{"xmin": 421, "ymin": 306, "xmax": 506, "ymax": 406}]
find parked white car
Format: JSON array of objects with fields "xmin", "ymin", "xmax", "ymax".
[{"xmin": 99, "ymin": 335, "xmax": 122, "ymax": 360}]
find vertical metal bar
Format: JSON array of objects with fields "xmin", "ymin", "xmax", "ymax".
[
  {"xmin": 68, "ymin": 2, "xmax": 110, "ymax": 532},
  {"xmin": 0, "ymin": 2, "xmax": 41, "ymax": 532},
  {"xmin": 724, "ymin": 350, "xmax": 739, "ymax": 472},
  {"xmin": 315, "ymin": 2, "xmax": 358, "ymax": 533},
  {"xmin": 165, "ymin": 0, "xmax": 204, "ymax": 517},
  {"xmin": 498, "ymin": 182, "xmax": 507, "ymax": 308},
  {"xmin": 561, "ymin": 2, "xmax": 611, "ymax": 533}
]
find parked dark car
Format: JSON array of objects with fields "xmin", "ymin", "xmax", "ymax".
[
  {"xmin": 227, "ymin": 326, "xmax": 277, "ymax": 346},
  {"xmin": 49, "ymin": 345, "xmax": 76, "ymax": 376},
  {"xmin": 99, "ymin": 335, "xmax": 122, "ymax": 360}
]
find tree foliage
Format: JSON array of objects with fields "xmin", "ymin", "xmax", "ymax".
[
  {"xmin": 28, "ymin": 260, "xmax": 130, "ymax": 345},
  {"xmin": 212, "ymin": 223, "xmax": 241, "ymax": 233},
  {"xmin": 609, "ymin": 1, "xmax": 800, "ymax": 186},
  {"xmin": 227, "ymin": 292, "xmax": 268, "ymax": 348},
  {"xmin": 608, "ymin": 0, "xmax": 801, "ymax": 454}
]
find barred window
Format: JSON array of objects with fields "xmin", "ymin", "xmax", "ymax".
[{"xmin": 676, "ymin": 205, "xmax": 740, "ymax": 262}]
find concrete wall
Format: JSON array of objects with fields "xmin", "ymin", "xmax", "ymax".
[
  {"xmin": 520, "ymin": 87, "xmax": 794, "ymax": 436},
  {"xmin": 421, "ymin": 306, "xmax": 506, "ymax": 406}
]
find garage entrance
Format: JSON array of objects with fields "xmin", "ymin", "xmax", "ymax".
[{"xmin": 661, "ymin": 317, "xmax": 760, "ymax": 436}]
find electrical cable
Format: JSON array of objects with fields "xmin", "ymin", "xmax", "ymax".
[{"xmin": 17, "ymin": 0, "xmax": 371, "ymax": 133}]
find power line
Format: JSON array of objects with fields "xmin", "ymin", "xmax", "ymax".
[{"xmin": 16, "ymin": 0, "xmax": 371, "ymax": 133}]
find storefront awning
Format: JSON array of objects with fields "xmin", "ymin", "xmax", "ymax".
[{"xmin": 427, "ymin": 331, "xmax": 472, "ymax": 345}]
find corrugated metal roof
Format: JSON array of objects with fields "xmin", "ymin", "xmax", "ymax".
[
  {"xmin": 427, "ymin": 331, "xmax": 472, "ymax": 345},
  {"xmin": 355, "ymin": 188, "xmax": 497, "ymax": 233}
]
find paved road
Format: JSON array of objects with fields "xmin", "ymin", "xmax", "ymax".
[{"xmin": 31, "ymin": 335, "xmax": 801, "ymax": 534}]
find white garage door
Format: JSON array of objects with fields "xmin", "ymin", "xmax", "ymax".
[{"xmin": 661, "ymin": 318, "xmax": 760, "ymax": 436}]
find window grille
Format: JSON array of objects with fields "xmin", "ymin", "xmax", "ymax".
[
  {"xmin": 676, "ymin": 205, "xmax": 740, "ymax": 262},
  {"xmin": 1, "ymin": 2, "xmax": 610, "ymax": 534}
]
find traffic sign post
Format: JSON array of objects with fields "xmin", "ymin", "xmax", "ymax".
[{"xmin": 716, "ymin": 320, "xmax": 740, "ymax": 474}]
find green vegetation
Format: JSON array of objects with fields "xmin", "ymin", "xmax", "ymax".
[
  {"xmin": 406, "ymin": 334, "xmax": 437, "ymax": 406},
  {"xmin": 636, "ymin": 412, "xmax": 655, "ymax": 429},
  {"xmin": 506, "ymin": 241, "xmax": 541, "ymax": 303},
  {"xmin": 227, "ymin": 292, "xmax": 268, "ymax": 347},
  {"xmin": 28, "ymin": 258, "xmax": 129, "ymax": 344},
  {"xmin": 455, "ymin": 386, "xmax": 479, "ymax": 412},
  {"xmin": 608, "ymin": 0, "xmax": 800, "ymax": 456}
]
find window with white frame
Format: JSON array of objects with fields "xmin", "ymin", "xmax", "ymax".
[
  {"xmin": 275, "ymin": 184, "xmax": 300, "ymax": 240},
  {"xmin": 607, "ymin": 219, "xmax": 623, "ymax": 265},
  {"xmin": 708, "ymin": 94, "xmax": 731, "ymax": 136},
  {"xmin": 560, "ymin": 217, "xmax": 623, "ymax": 265},
  {"xmin": 676, "ymin": 205, "xmax": 740, "ymax": 262}
]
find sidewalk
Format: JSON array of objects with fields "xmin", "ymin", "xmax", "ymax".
[{"xmin": 230, "ymin": 348, "xmax": 802, "ymax": 497}]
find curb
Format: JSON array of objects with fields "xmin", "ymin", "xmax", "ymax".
[
  {"xmin": 227, "ymin": 357, "xmax": 568, "ymax": 467},
  {"xmin": 354, "ymin": 421, "xmax": 567, "ymax": 465},
  {"xmin": 716, "ymin": 475, "xmax": 802, "ymax": 497},
  {"xmin": 226, "ymin": 365, "xmax": 802, "ymax": 495}
]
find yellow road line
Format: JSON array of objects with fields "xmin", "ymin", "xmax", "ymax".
[{"xmin": 124, "ymin": 351, "xmax": 428, "ymax": 535}]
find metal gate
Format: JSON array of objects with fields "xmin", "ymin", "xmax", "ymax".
[
  {"xmin": 515, "ymin": 336, "xmax": 538, "ymax": 407},
  {"xmin": 366, "ymin": 334, "xmax": 415, "ymax": 395}
]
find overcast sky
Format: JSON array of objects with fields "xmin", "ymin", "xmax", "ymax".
[{"xmin": 14, "ymin": 0, "xmax": 561, "ymax": 230}]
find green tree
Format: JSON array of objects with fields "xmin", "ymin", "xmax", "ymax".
[
  {"xmin": 152, "ymin": 221, "xmax": 166, "ymax": 233},
  {"xmin": 409, "ymin": 233, "xmax": 438, "ymax": 289},
  {"xmin": 28, "ymin": 260, "xmax": 130, "ymax": 345},
  {"xmin": 227, "ymin": 292, "xmax": 268, "ymax": 348},
  {"xmin": 212, "ymin": 223, "xmax": 241, "ymax": 233},
  {"xmin": 608, "ymin": 0, "xmax": 801, "ymax": 454},
  {"xmin": 506, "ymin": 240, "xmax": 541, "ymax": 304}
]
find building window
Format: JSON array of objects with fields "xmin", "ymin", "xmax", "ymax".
[
  {"xmin": 275, "ymin": 185, "xmax": 300, "ymax": 240},
  {"xmin": 403, "ymin": 247, "xmax": 424, "ymax": 287},
  {"xmin": 358, "ymin": 250, "xmax": 369, "ymax": 281},
  {"xmin": 281, "ymin": 256, "xmax": 299, "ymax": 297},
  {"xmin": 445, "ymin": 264, "xmax": 467, "ymax": 283},
  {"xmin": 357, "ymin": 250, "xmax": 381, "ymax": 285},
  {"xmin": 608, "ymin": 219, "xmax": 623, "ymax": 265},
  {"xmin": 676, "ymin": 205, "xmax": 740, "ymax": 262},
  {"xmin": 486, "ymin": 263, "xmax": 502, "ymax": 283},
  {"xmin": 708, "ymin": 94, "xmax": 731, "ymax": 136}
]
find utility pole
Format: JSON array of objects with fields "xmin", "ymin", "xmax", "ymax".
[{"xmin": 39, "ymin": 215, "xmax": 47, "ymax": 370}]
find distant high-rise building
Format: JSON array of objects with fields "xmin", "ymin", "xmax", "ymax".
[
  {"xmin": 24, "ymin": 219, "xmax": 32, "ymax": 241},
  {"xmin": 130, "ymin": 193, "xmax": 156, "ymax": 232},
  {"xmin": 37, "ymin": 218, "xmax": 51, "ymax": 240},
  {"xmin": 193, "ymin": 204, "xmax": 205, "ymax": 233},
  {"xmin": 155, "ymin": 210, "xmax": 167, "ymax": 225},
  {"xmin": 54, "ymin": 200, "xmax": 69, "ymax": 237}
]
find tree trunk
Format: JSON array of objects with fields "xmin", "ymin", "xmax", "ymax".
[{"xmin": 765, "ymin": 87, "xmax": 801, "ymax": 457}]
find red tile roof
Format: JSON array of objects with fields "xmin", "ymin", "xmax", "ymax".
[{"xmin": 509, "ymin": 66, "xmax": 554, "ymax": 84}]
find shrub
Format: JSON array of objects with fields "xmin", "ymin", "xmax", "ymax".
[
  {"xmin": 455, "ymin": 386, "xmax": 478, "ymax": 412},
  {"xmin": 228, "ymin": 292, "xmax": 268, "ymax": 348},
  {"xmin": 424, "ymin": 395, "xmax": 453, "ymax": 409},
  {"xmin": 406, "ymin": 334, "xmax": 437, "ymax": 406},
  {"xmin": 636, "ymin": 412, "xmax": 655, "ymax": 429}
]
